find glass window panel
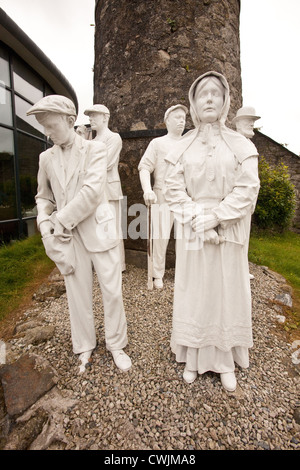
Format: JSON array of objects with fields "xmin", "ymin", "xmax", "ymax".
[
  {"xmin": 13, "ymin": 56, "xmax": 43, "ymax": 103},
  {"xmin": 0, "ymin": 127, "xmax": 17, "ymax": 222},
  {"xmin": 17, "ymin": 132, "xmax": 45, "ymax": 215},
  {"xmin": 0, "ymin": 220, "xmax": 19, "ymax": 243},
  {"xmin": 15, "ymin": 95, "xmax": 45, "ymax": 138},
  {"xmin": 0, "ymin": 45, "xmax": 10, "ymax": 87},
  {"xmin": 0, "ymin": 88, "xmax": 13, "ymax": 126}
]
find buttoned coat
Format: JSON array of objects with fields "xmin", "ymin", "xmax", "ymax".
[{"xmin": 35, "ymin": 133, "xmax": 118, "ymax": 253}]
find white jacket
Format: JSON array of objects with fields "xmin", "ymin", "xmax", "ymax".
[{"xmin": 35, "ymin": 134, "xmax": 118, "ymax": 253}]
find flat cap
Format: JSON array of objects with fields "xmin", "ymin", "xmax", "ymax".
[
  {"xmin": 84, "ymin": 104, "xmax": 110, "ymax": 116},
  {"xmin": 27, "ymin": 95, "xmax": 77, "ymax": 117},
  {"xmin": 164, "ymin": 104, "xmax": 188, "ymax": 122}
]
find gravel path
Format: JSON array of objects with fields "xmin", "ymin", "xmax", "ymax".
[{"xmin": 6, "ymin": 262, "xmax": 300, "ymax": 450}]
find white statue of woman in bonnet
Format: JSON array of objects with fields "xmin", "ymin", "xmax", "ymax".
[{"xmin": 164, "ymin": 71, "xmax": 260, "ymax": 391}]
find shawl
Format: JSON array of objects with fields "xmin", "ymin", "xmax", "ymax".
[{"xmin": 165, "ymin": 71, "xmax": 258, "ymax": 166}]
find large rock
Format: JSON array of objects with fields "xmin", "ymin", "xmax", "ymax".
[
  {"xmin": 275, "ymin": 284, "xmax": 293, "ymax": 308},
  {"xmin": 0, "ymin": 354, "xmax": 57, "ymax": 417},
  {"xmin": 33, "ymin": 282, "xmax": 65, "ymax": 302},
  {"xmin": 19, "ymin": 387, "xmax": 78, "ymax": 450},
  {"xmin": 22, "ymin": 325, "xmax": 55, "ymax": 346},
  {"xmin": 3, "ymin": 408, "xmax": 49, "ymax": 450}
]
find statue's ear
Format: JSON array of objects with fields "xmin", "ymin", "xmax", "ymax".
[{"xmin": 68, "ymin": 115, "xmax": 76, "ymax": 127}]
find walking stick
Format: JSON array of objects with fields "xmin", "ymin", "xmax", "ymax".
[{"xmin": 147, "ymin": 203, "xmax": 153, "ymax": 290}]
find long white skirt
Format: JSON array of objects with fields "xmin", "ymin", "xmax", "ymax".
[
  {"xmin": 172, "ymin": 344, "xmax": 249, "ymax": 374},
  {"xmin": 171, "ymin": 222, "xmax": 253, "ymax": 374}
]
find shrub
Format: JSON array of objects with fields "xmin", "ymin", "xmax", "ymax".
[{"xmin": 253, "ymin": 156, "xmax": 296, "ymax": 231}]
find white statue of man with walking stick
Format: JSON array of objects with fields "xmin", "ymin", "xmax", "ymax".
[{"xmin": 138, "ymin": 104, "xmax": 188, "ymax": 289}]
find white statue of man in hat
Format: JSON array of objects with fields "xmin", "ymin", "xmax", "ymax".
[
  {"xmin": 84, "ymin": 105, "xmax": 126, "ymax": 271},
  {"xmin": 232, "ymin": 106, "xmax": 261, "ymax": 139},
  {"xmin": 138, "ymin": 104, "xmax": 188, "ymax": 289},
  {"xmin": 76, "ymin": 124, "xmax": 91, "ymax": 140},
  {"xmin": 27, "ymin": 95, "xmax": 131, "ymax": 374},
  {"xmin": 233, "ymin": 106, "xmax": 261, "ymax": 280}
]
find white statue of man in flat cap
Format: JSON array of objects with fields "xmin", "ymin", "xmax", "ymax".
[
  {"xmin": 232, "ymin": 106, "xmax": 261, "ymax": 139},
  {"xmin": 84, "ymin": 104, "xmax": 125, "ymax": 271},
  {"xmin": 76, "ymin": 124, "xmax": 91, "ymax": 140},
  {"xmin": 138, "ymin": 104, "xmax": 188, "ymax": 288},
  {"xmin": 27, "ymin": 95, "xmax": 131, "ymax": 374}
]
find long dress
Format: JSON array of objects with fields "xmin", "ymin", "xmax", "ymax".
[{"xmin": 164, "ymin": 123, "xmax": 260, "ymax": 374}]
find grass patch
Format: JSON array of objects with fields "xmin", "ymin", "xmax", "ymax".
[
  {"xmin": 249, "ymin": 229, "xmax": 300, "ymax": 338},
  {"xmin": 249, "ymin": 230, "xmax": 300, "ymax": 294},
  {"xmin": 0, "ymin": 234, "xmax": 54, "ymax": 323}
]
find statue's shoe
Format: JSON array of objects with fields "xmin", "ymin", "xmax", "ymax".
[
  {"xmin": 112, "ymin": 350, "xmax": 132, "ymax": 371},
  {"xmin": 220, "ymin": 372, "xmax": 237, "ymax": 392},
  {"xmin": 154, "ymin": 278, "xmax": 163, "ymax": 289},
  {"xmin": 183, "ymin": 367, "xmax": 197, "ymax": 384},
  {"xmin": 78, "ymin": 349, "xmax": 93, "ymax": 374}
]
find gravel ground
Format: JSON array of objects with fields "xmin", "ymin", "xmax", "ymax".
[{"xmin": 6, "ymin": 262, "xmax": 300, "ymax": 451}]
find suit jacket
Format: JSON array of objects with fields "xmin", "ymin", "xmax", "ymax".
[
  {"xmin": 95, "ymin": 129, "xmax": 123, "ymax": 201},
  {"xmin": 35, "ymin": 133, "xmax": 118, "ymax": 252}
]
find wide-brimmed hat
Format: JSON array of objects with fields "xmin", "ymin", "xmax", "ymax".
[
  {"xmin": 164, "ymin": 104, "xmax": 188, "ymax": 122},
  {"xmin": 232, "ymin": 106, "xmax": 261, "ymax": 125},
  {"xmin": 27, "ymin": 95, "xmax": 77, "ymax": 117},
  {"xmin": 84, "ymin": 104, "xmax": 110, "ymax": 116}
]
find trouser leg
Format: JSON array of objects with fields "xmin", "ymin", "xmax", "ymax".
[
  {"xmin": 64, "ymin": 234, "xmax": 96, "ymax": 354},
  {"xmin": 91, "ymin": 245, "xmax": 128, "ymax": 351},
  {"xmin": 153, "ymin": 237, "xmax": 170, "ymax": 279},
  {"xmin": 119, "ymin": 238, "xmax": 126, "ymax": 272},
  {"xmin": 110, "ymin": 199, "xmax": 126, "ymax": 271},
  {"xmin": 152, "ymin": 202, "xmax": 174, "ymax": 279}
]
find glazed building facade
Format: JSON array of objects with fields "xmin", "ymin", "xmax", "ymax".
[{"xmin": 0, "ymin": 8, "xmax": 77, "ymax": 241}]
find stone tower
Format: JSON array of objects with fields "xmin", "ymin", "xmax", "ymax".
[
  {"xmin": 93, "ymin": 0, "xmax": 243, "ymax": 262},
  {"xmin": 94, "ymin": 0, "xmax": 242, "ymax": 131}
]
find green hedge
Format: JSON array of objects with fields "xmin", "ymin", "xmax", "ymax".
[{"xmin": 253, "ymin": 156, "xmax": 296, "ymax": 231}]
